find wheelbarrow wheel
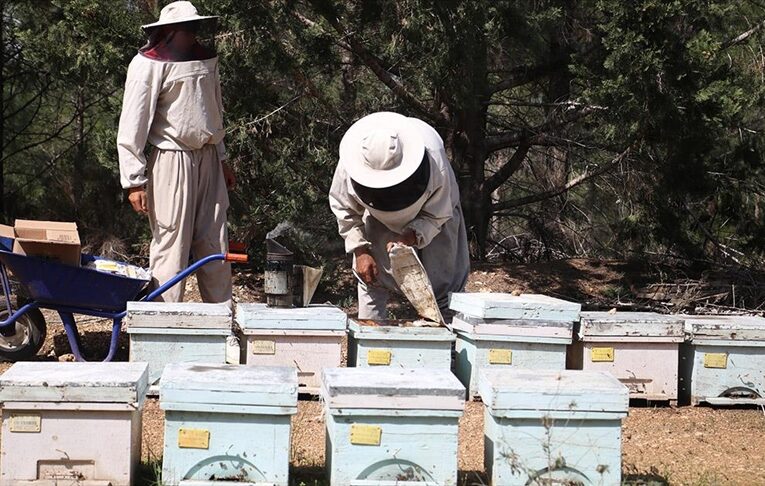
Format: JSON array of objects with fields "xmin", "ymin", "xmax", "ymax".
[{"xmin": 0, "ymin": 308, "xmax": 47, "ymax": 361}]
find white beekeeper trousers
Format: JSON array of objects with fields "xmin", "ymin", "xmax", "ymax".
[{"xmin": 147, "ymin": 145, "xmax": 232, "ymax": 304}]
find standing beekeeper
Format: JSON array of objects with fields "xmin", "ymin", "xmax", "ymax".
[
  {"xmin": 117, "ymin": 1, "xmax": 235, "ymax": 304},
  {"xmin": 329, "ymin": 112, "xmax": 470, "ymax": 320}
]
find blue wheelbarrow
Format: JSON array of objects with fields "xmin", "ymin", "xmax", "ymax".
[{"xmin": 0, "ymin": 245, "xmax": 247, "ymax": 362}]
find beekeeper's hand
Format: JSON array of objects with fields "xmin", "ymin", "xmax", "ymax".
[
  {"xmin": 354, "ymin": 247, "xmax": 378, "ymax": 284},
  {"xmin": 222, "ymin": 161, "xmax": 236, "ymax": 190},
  {"xmin": 386, "ymin": 229, "xmax": 417, "ymax": 252},
  {"xmin": 128, "ymin": 187, "xmax": 148, "ymax": 215}
]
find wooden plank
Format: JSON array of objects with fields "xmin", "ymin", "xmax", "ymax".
[
  {"xmin": 580, "ymin": 311, "xmax": 684, "ymax": 339},
  {"xmin": 236, "ymin": 303, "xmax": 348, "ymax": 331},
  {"xmin": 685, "ymin": 315, "xmax": 765, "ymax": 341},
  {"xmin": 449, "ymin": 292, "xmax": 580, "ymax": 321},
  {"xmin": 450, "ymin": 314, "xmax": 573, "ymax": 339},
  {"xmin": 0, "ymin": 362, "xmax": 148, "ymax": 404},
  {"xmin": 125, "ymin": 302, "xmax": 231, "ymax": 329}
]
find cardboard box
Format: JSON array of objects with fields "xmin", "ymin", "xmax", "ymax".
[
  {"xmin": 0, "ymin": 225, "xmax": 14, "ymax": 251},
  {"xmin": 12, "ymin": 220, "xmax": 81, "ymax": 266}
]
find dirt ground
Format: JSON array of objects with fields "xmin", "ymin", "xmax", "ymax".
[{"xmin": 1, "ymin": 259, "xmax": 765, "ymax": 485}]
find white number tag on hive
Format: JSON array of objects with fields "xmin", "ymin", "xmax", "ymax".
[
  {"xmin": 591, "ymin": 347, "xmax": 615, "ymax": 362},
  {"xmin": 178, "ymin": 428, "xmax": 210, "ymax": 449},
  {"xmin": 350, "ymin": 424, "xmax": 382, "ymax": 445},
  {"xmin": 488, "ymin": 349, "xmax": 512, "ymax": 364},
  {"xmin": 9, "ymin": 414, "xmax": 41, "ymax": 433},
  {"xmin": 251, "ymin": 340, "xmax": 276, "ymax": 355},
  {"xmin": 367, "ymin": 349, "xmax": 392, "ymax": 365},
  {"xmin": 704, "ymin": 353, "xmax": 728, "ymax": 369}
]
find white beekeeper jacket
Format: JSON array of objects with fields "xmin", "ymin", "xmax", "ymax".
[
  {"xmin": 329, "ymin": 118, "xmax": 470, "ymax": 311},
  {"xmin": 117, "ymin": 54, "xmax": 226, "ymax": 189}
]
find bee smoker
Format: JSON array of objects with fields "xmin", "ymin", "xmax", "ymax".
[{"xmin": 265, "ymin": 238, "xmax": 294, "ymax": 307}]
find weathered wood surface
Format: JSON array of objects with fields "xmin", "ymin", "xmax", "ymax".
[
  {"xmin": 160, "ymin": 363, "xmax": 297, "ymax": 411},
  {"xmin": 682, "ymin": 342, "xmax": 765, "ymax": 405},
  {"xmin": 0, "ymin": 362, "xmax": 148, "ymax": 404},
  {"xmin": 449, "ymin": 313, "xmax": 573, "ymax": 339},
  {"xmin": 449, "ymin": 292, "xmax": 581, "ymax": 321},
  {"xmin": 579, "ymin": 311, "xmax": 684, "ymax": 341},
  {"xmin": 348, "ymin": 319, "xmax": 455, "ymax": 341},
  {"xmin": 162, "ymin": 410, "xmax": 292, "ymax": 486},
  {"xmin": 1, "ymin": 407, "xmax": 142, "ymax": 486},
  {"xmin": 454, "ymin": 332, "xmax": 568, "ymax": 399},
  {"xmin": 236, "ymin": 304, "xmax": 348, "ymax": 331},
  {"xmin": 684, "ymin": 315, "xmax": 765, "ymax": 341},
  {"xmin": 129, "ymin": 333, "xmax": 229, "ymax": 386},
  {"xmin": 126, "ymin": 302, "xmax": 232, "ymax": 329},
  {"xmin": 321, "ymin": 368, "xmax": 465, "ymax": 411},
  {"xmin": 484, "ymin": 407, "xmax": 624, "ymax": 486},
  {"xmin": 569, "ymin": 340, "xmax": 680, "ymax": 401},
  {"xmin": 478, "ymin": 369, "xmax": 629, "ymax": 414}
]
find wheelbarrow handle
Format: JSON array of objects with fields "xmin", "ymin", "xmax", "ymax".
[
  {"xmin": 225, "ymin": 253, "xmax": 248, "ymax": 263},
  {"xmin": 143, "ymin": 252, "xmax": 246, "ymax": 303}
]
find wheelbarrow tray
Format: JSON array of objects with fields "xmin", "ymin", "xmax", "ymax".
[{"xmin": 0, "ymin": 250, "xmax": 149, "ymax": 312}]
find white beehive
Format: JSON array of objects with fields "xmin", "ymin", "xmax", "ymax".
[
  {"xmin": 126, "ymin": 302, "xmax": 234, "ymax": 391},
  {"xmin": 321, "ymin": 367, "xmax": 465, "ymax": 486},
  {"xmin": 569, "ymin": 311, "xmax": 685, "ymax": 403},
  {"xmin": 449, "ymin": 292, "xmax": 579, "ymax": 399},
  {"xmin": 347, "ymin": 318, "xmax": 455, "ymax": 368},
  {"xmin": 160, "ymin": 363, "xmax": 298, "ymax": 485},
  {"xmin": 479, "ymin": 369, "xmax": 629, "ymax": 486},
  {"xmin": 681, "ymin": 315, "xmax": 765, "ymax": 405},
  {"xmin": 0, "ymin": 362, "xmax": 148, "ymax": 486},
  {"xmin": 236, "ymin": 304, "xmax": 347, "ymax": 394}
]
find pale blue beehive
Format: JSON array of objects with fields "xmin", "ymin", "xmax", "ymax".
[
  {"xmin": 681, "ymin": 315, "xmax": 765, "ymax": 405},
  {"xmin": 321, "ymin": 367, "xmax": 465, "ymax": 486},
  {"xmin": 236, "ymin": 303, "xmax": 347, "ymax": 393},
  {"xmin": 479, "ymin": 369, "xmax": 628, "ymax": 486},
  {"xmin": 160, "ymin": 363, "xmax": 298, "ymax": 485},
  {"xmin": 571, "ymin": 312, "xmax": 685, "ymax": 403},
  {"xmin": 0, "ymin": 362, "xmax": 149, "ymax": 486},
  {"xmin": 126, "ymin": 302, "xmax": 234, "ymax": 391},
  {"xmin": 347, "ymin": 319, "xmax": 455, "ymax": 368},
  {"xmin": 449, "ymin": 293, "xmax": 579, "ymax": 399}
]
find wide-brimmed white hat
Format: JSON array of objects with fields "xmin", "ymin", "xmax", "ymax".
[
  {"xmin": 339, "ymin": 112, "xmax": 426, "ymax": 189},
  {"xmin": 142, "ymin": 1, "xmax": 217, "ymax": 30}
]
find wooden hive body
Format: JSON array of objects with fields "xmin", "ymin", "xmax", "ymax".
[
  {"xmin": 160, "ymin": 363, "xmax": 298, "ymax": 485},
  {"xmin": 321, "ymin": 368, "xmax": 465, "ymax": 486},
  {"xmin": 236, "ymin": 304, "xmax": 347, "ymax": 394},
  {"xmin": 681, "ymin": 315, "xmax": 765, "ymax": 405},
  {"xmin": 347, "ymin": 319, "xmax": 455, "ymax": 369},
  {"xmin": 479, "ymin": 369, "xmax": 628, "ymax": 486},
  {"xmin": 0, "ymin": 362, "xmax": 148, "ymax": 486},
  {"xmin": 126, "ymin": 302, "xmax": 234, "ymax": 391},
  {"xmin": 569, "ymin": 311, "xmax": 685, "ymax": 402}
]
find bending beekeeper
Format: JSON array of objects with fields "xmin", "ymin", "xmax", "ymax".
[
  {"xmin": 329, "ymin": 112, "xmax": 470, "ymax": 320},
  {"xmin": 117, "ymin": 1, "xmax": 235, "ymax": 304}
]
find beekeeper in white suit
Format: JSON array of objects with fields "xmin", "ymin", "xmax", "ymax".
[
  {"xmin": 329, "ymin": 112, "xmax": 470, "ymax": 320},
  {"xmin": 118, "ymin": 1, "xmax": 234, "ymax": 304}
]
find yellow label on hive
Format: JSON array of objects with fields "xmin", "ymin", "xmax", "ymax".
[
  {"xmin": 704, "ymin": 352, "xmax": 728, "ymax": 369},
  {"xmin": 367, "ymin": 349, "xmax": 392, "ymax": 365},
  {"xmin": 350, "ymin": 424, "xmax": 382, "ymax": 445},
  {"xmin": 251, "ymin": 340, "xmax": 276, "ymax": 355},
  {"xmin": 488, "ymin": 349, "xmax": 512, "ymax": 364},
  {"xmin": 178, "ymin": 428, "xmax": 210, "ymax": 449},
  {"xmin": 591, "ymin": 347, "xmax": 615, "ymax": 362},
  {"xmin": 9, "ymin": 414, "xmax": 41, "ymax": 433}
]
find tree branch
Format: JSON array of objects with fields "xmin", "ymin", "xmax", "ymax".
[
  {"xmin": 723, "ymin": 18, "xmax": 765, "ymax": 49},
  {"xmin": 489, "ymin": 56, "xmax": 568, "ymax": 95},
  {"xmin": 491, "ymin": 146, "xmax": 632, "ymax": 212},
  {"xmin": 482, "ymin": 141, "xmax": 531, "ymax": 195}
]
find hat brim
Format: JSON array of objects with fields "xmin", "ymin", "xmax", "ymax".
[
  {"xmin": 142, "ymin": 14, "xmax": 218, "ymax": 30},
  {"xmin": 339, "ymin": 112, "xmax": 426, "ymax": 189}
]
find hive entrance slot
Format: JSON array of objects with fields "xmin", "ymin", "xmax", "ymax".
[
  {"xmin": 526, "ymin": 465, "xmax": 590, "ymax": 486},
  {"xmin": 719, "ymin": 386, "xmax": 762, "ymax": 399},
  {"xmin": 355, "ymin": 458, "xmax": 437, "ymax": 483},
  {"xmin": 38, "ymin": 460, "xmax": 95, "ymax": 480}
]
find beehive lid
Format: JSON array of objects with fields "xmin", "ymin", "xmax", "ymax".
[
  {"xmin": 449, "ymin": 293, "xmax": 581, "ymax": 321},
  {"xmin": 348, "ymin": 319, "xmax": 455, "ymax": 341},
  {"xmin": 478, "ymin": 369, "xmax": 628, "ymax": 414},
  {"xmin": 321, "ymin": 368, "xmax": 465, "ymax": 411},
  {"xmin": 125, "ymin": 302, "xmax": 231, "ymax": 331},
  {"xmin": 236, "ymin": 303, "xmax": 347, "ymax": 331},
  {"xmin": 450, "ymin": 313, "xmax": 573, "ymax": 340},
  {"xmin": 161, "ymin": 363, "xmax": 297, "ymax": 409},
  {"xmin": 579, "ymin": 312, "xmax": 684, "ymax": 340},
  {"xmin": 0, "ymin": 362, "xmax": 148, "ymax": 404},
  {"xmin": 684, "ymin": 315, "xmax": 765, "ymax": 342}
]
